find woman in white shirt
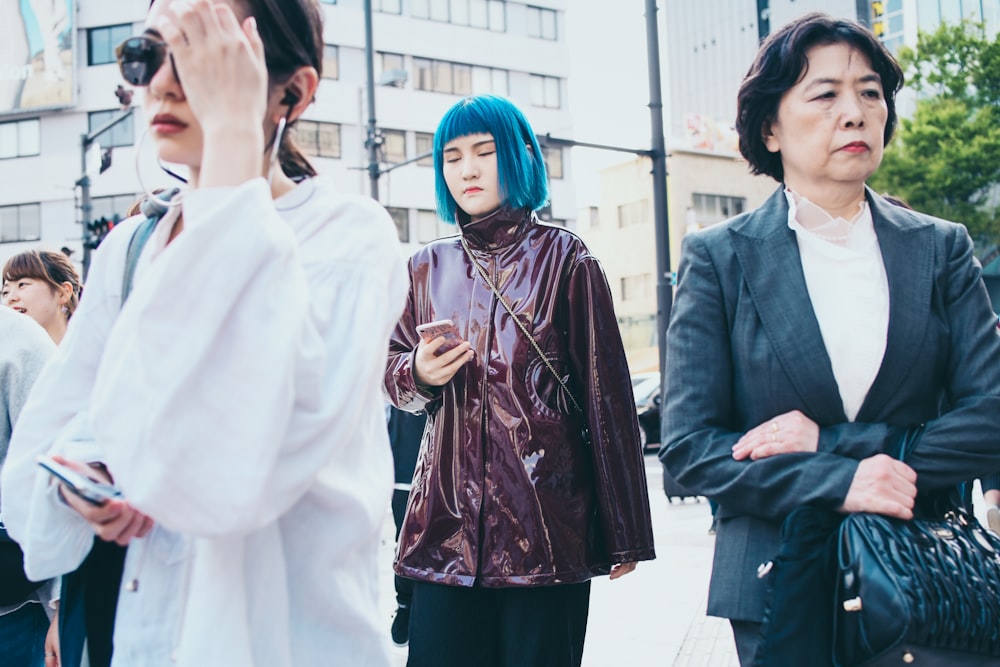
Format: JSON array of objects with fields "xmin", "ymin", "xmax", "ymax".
[
  {"xmin": 660, "ymin": 12, "xmax": 1000, "ymax": 666},
  {"xmin": 0, "ymin": 1, "xmax": 407, "ymax": 665}
]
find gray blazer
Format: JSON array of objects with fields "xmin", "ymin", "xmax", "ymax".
[{"xmin": 660, "ymin": 186, "xmax": 1000, "ymax": 622}]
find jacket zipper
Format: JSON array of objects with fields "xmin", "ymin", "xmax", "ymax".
[{"xmin": 474, "ymin": 250, "xmax": 499, "ymax": 579}]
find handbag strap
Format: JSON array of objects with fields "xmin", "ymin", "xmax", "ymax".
[{"xmin": 459, "ymin": 234, "xmax": 586, "ymax": 418}]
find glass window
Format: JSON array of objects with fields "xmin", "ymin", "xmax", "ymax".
[
  {"xmin": 88, "ymin": 24, "xmax": 133, "ymax": 66},
  {"xmin": 91, "ymin": 193, "xmax": 141, "ymax": 221},
  {"xmin": 88, "ymin": 110, "xmax": 135, "ymax": 148},
  {"xmin": 469, "ymin": 0, "xmax": 489, "ymax": 27},
  {"xmin": 491, "ymin": 69, "xmax": 509, "ymax": 95},
  {"xmin": 411, "ymin": 0, "xmax": 429, "ymax": 18},
  {"xmin": 415, "ymin": 132, "xmax": 434, "ymax": 166},
  {"xmin": 0, "ymin": 119, "xmax": 41, "ymax": 159},
  {"xmin": 386, "ymin": 207, "xmax": 409, "ymax": 242},
  {"xmin": 377, "ymin": 0, "xmax": 402, "ymax": 13},
  {"xmin": 450, "ymin": 0, "xmax": 470, "ymax": 25},
  {"xmin": 453, "ymin": 64, "xmax": 472, "ymax": 95},
  {"xmin": 542, "ymin": 146, "xmax": 563, "ymax": 179},
  {"xmin": 432, "ymin": 61, "xmax": 453, "ymax": 93},
  {"xmin": 530, "ymin": 75, "xmax": 561, "ymax": 108},
  {"xmin": 414, "ymin": 58, "xmax": 434, "ymax": 91},
  {"xmin": 527, "ymin": 6, "xmax": 557, "ymax": 39},
  {"xmin": 0, "ymin": 203, "xmax": 42, "ymax": 242},
  {"xmin": 381, "ymin": 129, "xmax": 406, "ymax": 164},
  {"xmin": 382, "ymin": 52, "xmax": 405, "ymax": 74},
  {"xmin": 429, "ymin": 0, "xmax": 449, "ymax": 21},
  {"xmin": 692, "ymin": 193, "xmax": 746, "ymax": 225},
  {"xmin": 322, "ymin": 45, "xmax": 339, "ymax": 80},
  {"xmin": 417, "ymin": 209, "xmax": 442, "ymax": 243},
  {"xmin": 297, "ymin": 120, "xmax": 341, "ymax": 158},
  {"xmin": 617, "ymin": 200, "xmax": 649, "ymax": 228},
  {"xmin": 487, "ymin": 0, "xmax": 506, "ymax": 31}
]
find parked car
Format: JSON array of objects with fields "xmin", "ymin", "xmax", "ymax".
[{"xmin": 631, "ymin": 372, "xmax": 661, "ymax": 453}]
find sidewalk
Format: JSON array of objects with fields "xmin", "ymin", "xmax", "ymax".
[{"xmin": 378, "ymin": 455, "xmax": 737, "ymax": 666}]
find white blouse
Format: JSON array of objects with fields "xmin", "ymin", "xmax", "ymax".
[
  {"xmin": 1, "ymin": 177, "xmax": 408, "ymax": 666},
  {"xmin": 785, "ymin": 191, "xmax": 890, "ymax": 421}
]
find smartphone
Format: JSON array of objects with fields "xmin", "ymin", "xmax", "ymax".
[
  {"xmin": 416, "ymin": 319, "xmax": 465, "ymax": 356},
  {"xmin": 37, "ymin": 456, "xmax": 123, "ymax": 506}
]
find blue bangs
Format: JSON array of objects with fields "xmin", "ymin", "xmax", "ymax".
[{"xmin": 433, "ymin": 95, "xmax": 549, "ymax": 223}]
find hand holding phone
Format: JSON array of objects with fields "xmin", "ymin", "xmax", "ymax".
[
  {"xmin": 37, "ymin": 456, "xmax": 123, "ymax": 506},
  {"xmin": 416, "ymin": 319, "xmax": 465, "ymax": 356}
]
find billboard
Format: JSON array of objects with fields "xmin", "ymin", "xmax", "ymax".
[{"xmin": 1, "ymin": 0, "xmax": 75, "ymax": 115}]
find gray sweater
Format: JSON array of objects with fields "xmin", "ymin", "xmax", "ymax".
[{"xmin": 1, "ymin": 307, "xmax": 54, "ymax": 506}]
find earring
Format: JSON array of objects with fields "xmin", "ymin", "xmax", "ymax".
[{"xmin": 134, "ymin": 128, "xmax": 185, "ymax": 208}]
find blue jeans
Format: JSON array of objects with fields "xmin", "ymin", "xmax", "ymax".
[{"xmin": 0, "ymin": 602, "xmax": 48, "ymax": 667}]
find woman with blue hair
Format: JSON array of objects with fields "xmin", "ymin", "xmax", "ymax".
[{"xmin": 384, "ymin": 95, "xmax": 655, "ymax": 667}]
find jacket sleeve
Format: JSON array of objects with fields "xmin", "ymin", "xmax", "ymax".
[
  {"xmin": 565, "ymin": 255, "xmax": 655, "ymax": 562},
  {"xmin": 384, "ymin": 256, "xmax": 442, "ymax": 413},
  {"xmin": 661, "ymin": 233, "xmax": 859, "ymax": 522},
  {"xmin": 894, "ymin": 224, "xmax": 1000, "ymax": 491},
  {"xmin": 89, "ymin": 180, "xmax": 407, "ymax": 536}
]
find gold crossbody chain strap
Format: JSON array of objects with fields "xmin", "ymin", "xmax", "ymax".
[{"xmin": 459, "ymin": 235, "xmax": 586, "ymax": 418}]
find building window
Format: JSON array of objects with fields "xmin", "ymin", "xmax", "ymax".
[
  {"xmin": 417, "ymin": 209, "xmax": 453, "ymax": 242},
  {"xmin": 588, "ymin": 206, "xmax": 599, "ymax": 229},
  {"xmin": 0, "ymin": 203, "xmax": 41, "ymax": 243},
  {"xmin": 526, "ymin": 6, "xmax": 557, "ymax": 40},
  {"xmin": 413, "ymin": 57, "xmax": 488, "ymax": 95},
  {"xmin": 322, "ymin": 45, "xmax": 339, "ymax": 80},
  {"xmin": 0, "ymin": 119, "xmax": 40, "ymax": 159},
  {"xmin": 529, "ymin": 74, "xmax": 561, "ymax": 108},
  {"xmin": 88, "ymin": 110, "xmax": 134, "ymax": 148},
  {"xmin": 621, "ymin": 273, "xmax": 653, "ymax": 301},
  {"xmin": 692, "ymin": 193, "xmax": 745, "ymax": 226},
  {"xmin": 377, "ymin": 0, "xmax": 402, "ymax": 13},
  {"xmin": 415, "ymin": 132, "xmax": 434, "ymax": 166},
  {"xmin": 542, "ymin": 146, "xmax": 563, "ymax": 179},
  {"xmin": 617, "ymin": 199, "xmax": 649, "ymax": 228},
  {"xmin": 88, "ymin": 24, "xmax": 133, "ymax": 66},
  {"xmin": 386, "ymin": 207, "xmax": 409, "ymax": 242},
  {"xmin": 471, "ymin": 66, "xmax": 508, "ymax": 96},
  {"xmin": 381, "ymin": 129, "xmax": 406, "ymax": 164},
  {"xmin": 91, "ymin": 194, "xmax": 141, "ymax": 222},
  {"xmin": 412, "ymin": 0, "xmax": 505, "ymax": 30},
  {"xmin": 297, "ymin": 120, "xmax": 341, "ymax": 158}
]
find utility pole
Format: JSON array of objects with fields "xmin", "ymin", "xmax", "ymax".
[
  {"xmin": 363, "ymin": 0, "xmax": 381, "ymax": 201},
  {"xmin": 77, "ymin": 107, "xmax": 134, "ymax": 280},
  {"xmin": 645, "ymin": 0, "xmax": 672, "ymax": 378}
]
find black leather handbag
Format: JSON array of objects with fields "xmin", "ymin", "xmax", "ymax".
[
  {"xmin": 0, "ymin": 525, "xmax": 43, "ymax": 605},
  {"xmin": 833, "ymin": 507, "xmax": 1000, "ymax": 666}
]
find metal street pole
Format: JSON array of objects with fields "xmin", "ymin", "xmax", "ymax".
[
  {"xmin": 364, "ymin": 0, "xmax": 381, "ymax": 201},
  {"xmin": 78, "ymin": 107, "xmax": 134, "ymax": 280},
  {"xmin": 645, "ymin": 0, "xmax": 672, "ymax": 378}
]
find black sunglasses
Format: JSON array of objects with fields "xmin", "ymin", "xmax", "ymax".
[{"xmin": 115, "ymin": 36, "xmax": 179, "ymax": 87}]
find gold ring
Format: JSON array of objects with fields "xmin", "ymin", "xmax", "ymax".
[
  {"xmin": 770, "ymin": 421, "xmax": 779, "ymax": 432},
  {"xmin": 45, "ymin": 653, "xmax": 56, "ymax": 658}
]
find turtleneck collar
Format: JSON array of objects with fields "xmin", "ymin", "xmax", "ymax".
[{"xmin": 458, "ymin": 206, "xmax": 535, "ymax": 251}]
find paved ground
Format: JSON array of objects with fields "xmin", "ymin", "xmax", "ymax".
[{"xmin": 378, "ymin": 452, "xmax": 738, "ymax": 666}]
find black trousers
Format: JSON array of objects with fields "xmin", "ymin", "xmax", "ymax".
[
  {"xmin": 391, "ymin": 489, "xmax": 413, "ymax": 608},
  {"xmin": 407, "ymin": 579, "xmax": 591, "ymax": 667},
  {"xmin": 731, "ymin": 620, "xmax": 763, "ymax": 667}
]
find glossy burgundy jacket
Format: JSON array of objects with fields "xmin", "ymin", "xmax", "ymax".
[{"xmin": 384, "ymin": 207, "xmax": 655, "ymax": 587}]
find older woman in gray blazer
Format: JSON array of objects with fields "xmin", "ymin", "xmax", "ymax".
[{"xmin": 660, "ymin": 12, "xmax": 1000, "ymax": 666}]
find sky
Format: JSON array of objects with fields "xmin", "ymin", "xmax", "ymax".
[{"xmin": 564, "ymin": 0, "xmax": 660, "ymax": 207}]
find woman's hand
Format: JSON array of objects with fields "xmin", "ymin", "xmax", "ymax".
[
  {"xmin": 413, "ymin": 337, "xmax": 474, "ymax": 387},
  {"xmin": 839, "ymin": 454, "xmax": 917, "ymax": 519},
  {"xmin": 53, "ymin": 457, "xmax": 154, "ymax": 547},
  {"xmin": 44, "ymin": 606, "xmax": 59, "ymax": 667},
  {"xmin": 152, "ymin": 0, "xmax": 267, "ymax": 186},
  {"xmin": 731, "ymin": 410, "xmax": 819, "ymax": 461},
  {"xmin": 609, "ymin": 562, "xmax": 637, "ymax": 580}
]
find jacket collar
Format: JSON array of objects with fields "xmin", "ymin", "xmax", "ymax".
[
  {"xmin": 458, "ymin": 207, "xmax": 535, "ymax": 251},
  {"xmin": 728, "ymin": 185, "xmax": 934, "ymax": 423}
]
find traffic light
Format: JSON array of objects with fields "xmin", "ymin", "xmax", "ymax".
[
  {"xmin": 85, "ymin": 214, "xmax": 121, "ymax": 250},
  {"xmin": 871, "ymin": 1, "xmax": 886, "ymax": 39}
]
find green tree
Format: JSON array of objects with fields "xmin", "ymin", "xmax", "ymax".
[{"xmin": 869, "ymin": 21, "xmax": 1000, "ymax": 246}]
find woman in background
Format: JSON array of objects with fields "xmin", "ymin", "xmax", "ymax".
[
  {"xmin": 385, "ymin": 94, "xmax": 655, "ymax": 667},
  {"xmin": 2, "ymin": 250, "xmax": 81, "ymax": 345}
]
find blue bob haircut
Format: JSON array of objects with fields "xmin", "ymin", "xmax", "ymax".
[{"xmin": 433, "ymin": 95, "xmax": 549, "ymax": 223}]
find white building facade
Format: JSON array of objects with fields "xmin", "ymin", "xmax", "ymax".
[{"xmin": 0, "ymin": 0, "xmax": 575, "ymax": 266}]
